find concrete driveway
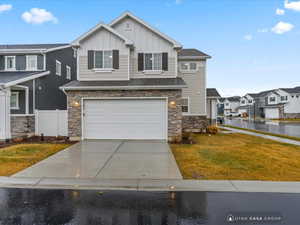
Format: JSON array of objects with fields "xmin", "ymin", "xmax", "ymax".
[{"xmin": 13, "ymin": 140, "xmax": 182, "ymax": 179}]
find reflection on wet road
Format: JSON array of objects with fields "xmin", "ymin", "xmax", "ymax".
[
  {"xmin": 225, "ymin": 118, "xmax": 300, "ymax": 138},
  {"xmin": 0, "ymin": 188, "xmax": 299, "ymax": 225}
]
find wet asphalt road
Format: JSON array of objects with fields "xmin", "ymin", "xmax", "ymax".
[
  {"xmin": 0, "ymin": 188, "xmax": 299, "ymax": 225},
  {"xmin": 225, "ymin": 118, "xmax": 300, "ymax": 138}
]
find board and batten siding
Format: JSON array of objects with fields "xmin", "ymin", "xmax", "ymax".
[
  {"xmin": 78, "ymin": 29, "xmax": 129, "ymax": 80},
  {"xmin": 112, "ymin": 17, "xmax": 177, "ymax": 78},
  {"xmin": 178, "ymin": 60, "xmax": 206, "ymax": 115}
]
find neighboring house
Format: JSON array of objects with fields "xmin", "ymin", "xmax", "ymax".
[
  {"xmin": 217, "ymin": 97, "xmax": 225, "ymax": 116},
  {"xmin": 206, "ymin": 88, "xmax": 221, "ymax": 123},
  {"xmin": 223, "ymin": 96, "xmax": 241, "ymax": 116},
  {"xmin": 60, "ymin": 12, "xmax": 211, "ymax": 141},
  {"xmin": 0, "ymin": 44, "xmax": 76, "ymax": 140},
  {"xmin": 238, "ymin": 93, "xmax": 257, "ymax": 117}
]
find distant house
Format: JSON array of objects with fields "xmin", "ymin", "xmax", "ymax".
[
  {"xmin": 217, "ymin": 97, "xmax": 225, "ymax": 116},
  {"xmin": 223, "ymin": 96, "xmax": 241, "ymax": 116},
  {"xmin": 206, "ymin": 88, "xmax": 221, "ymax": 123}
]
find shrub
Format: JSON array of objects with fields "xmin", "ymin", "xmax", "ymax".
[{"xmin": 206, "ymin": 125, "xmax": 219, "ymax": 135}]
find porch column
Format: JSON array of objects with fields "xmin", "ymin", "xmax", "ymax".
[{"xmin": 0, "ymin": 88, "xmax": 11, "ymax": 140}]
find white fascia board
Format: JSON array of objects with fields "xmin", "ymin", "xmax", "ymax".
[
  {"xmin": 45, "ymin": 45, "xmax": 72, "ymax": 53},
  {"xmin": 178, "ymin": 55, "xmax": 211, "ymax": 60},
  {"xmin": 60, "ymin": 85, "xmax": 187, "ymax": 91},
  {"xmin": 4, "ymin": 71, "xmax": 50, "ymax": 88},
  {"xmin": 109, "ymin": 11, "xmax": 182, "ymax": 49},
  {"xmin": 72, "ymin": 23, "xmax": 133, "ymax": 46},
  {"xmin": 0, "ymin": 49, "xmax": 47, "ymax": 54}
]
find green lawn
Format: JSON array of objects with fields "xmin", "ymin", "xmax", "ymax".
[
  {"xmin": 0, "ymin": 143, "xmax": 72, "ymax": 176},
  {"xmin": 171, "ymin": 133, "xmax": 300, "ymax": 181}
]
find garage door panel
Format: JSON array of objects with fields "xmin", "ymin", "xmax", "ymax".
[
  {"xmin": 265, "ymin": 108, "xmax": 279, "ymax": 119},
  {"xmin": 84, "ymin": 99, "xmax": 167, "ymax": 140}
]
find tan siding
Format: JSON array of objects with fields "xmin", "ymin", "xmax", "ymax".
[
  {"xmin": 79, "ymin": 55, "xmax": 129, "ymax": 80},
  {"xmin": 179, "ymin": 61, "xmax": 206, "ymax": 115}
]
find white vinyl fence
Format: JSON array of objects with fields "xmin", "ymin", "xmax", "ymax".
[{"xmin": 35, "ymin": 110, "xmax": 68, "ymax": 137}]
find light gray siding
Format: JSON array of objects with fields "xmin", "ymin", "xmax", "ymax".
[
  {"xmin": 178, "ymin": 60, "xmax": 206, "ymax": 115},
  {"xmin": 78, "ymin": 28, "xmax": 129, "ymax": 81},
  {"xmin": 112, "ymin": 17, "xmax": 177, "ymax": 78}
]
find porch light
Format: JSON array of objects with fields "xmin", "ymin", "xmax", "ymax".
[
  {"xmin": 72, "ymin": 101, "xmax": 80, "ymax": 107},
  {"xmin": 169, "ymin": 185, "xmax": 175, "ymax": 190},
  {"xmin": 169, "ymin": 101, "xmax": 176, "ymax": 107}
]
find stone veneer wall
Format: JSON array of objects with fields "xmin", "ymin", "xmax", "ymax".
[
  {"xmin": 182, "ymin": 115, "xmax": 208, "ymax": 132},
  {"xmin": 11, "ymin": 115, "xmax": 35, "ymax": 138},
  {"xmin": 283, "ymin": 113, "xmax": 300, "ymax": 119},
  {"xmin": 66, "ymin": 90, "xmax": 182, "ymax": 142}
]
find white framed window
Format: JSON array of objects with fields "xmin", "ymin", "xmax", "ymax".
[
  {"xmin": 248, "ymin": 99, "xmax": 253, "ymax": 103},
  {"xmin": 26, "ymin": 55, "xmax": 38, "ymax": 71},
  {"xmin": 94, "ymin": 50, "xmax": 113, "ymax": 69},
  {"xmin": 66, "ymin": 65, "xmax": 71, "ymax": 79},
  {"xmin": 5, "ymin": 56, "xmax": 16, "ymax": 71},
  {"xmin": 10, "ymin": 92, "xmax": 19, "ymax": 110},
  {"xmin": 180, "ymin": 62, "xmax": 198, "ymax": 72},
  {"xmin": 144, "ymin": 53, "xmax": 162, "ymax": 71},
  {"xmin": 269, "ymin": 97, "xmax": 276, "ymax": 102},
  {"xmin": 281, "ymin": 96, "xmax": 288, "ymax": 101},
  {"xmin": 56, "ymin": 60, "xmax": 61, "ymax": 76},
  {"xmin": 182, "ymin": 97, "xmax": 189, "ymax": 113}
]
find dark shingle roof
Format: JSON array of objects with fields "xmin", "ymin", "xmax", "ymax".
[
  {"xmin": 280, "ymin": 86, "xmax": 300, "ymax": 94},
  {"xmin": 227, "ymin": 96, "xmax": 241, "ymax": 102},
  {"xmin": 62, "ymin": 78, "xmax": 187, "ymax": 90},
  {"xmin": 178, "ymin": 48, "xmax": 211, "ymax": 58},
  {"xmin": 0, "ymin": 71, "xmax": 46, "ymax": 84},
  {"xmin": 0, "ymin": 43, "xmax": 69, "ymax": 50},
  {"xmin": 207, "ymin": 88, "xmax": 221, "ymax": 98}
]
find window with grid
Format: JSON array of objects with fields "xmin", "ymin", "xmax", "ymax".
[
  {"xmin": 182, "ymin": 98, "xmax": 189, "ymax": 113},
  {"xmin": 94, "ymin": 50, "xmax": 113, "ymax": 69},
  {"xmin": 66, "ymin": 65, "xmax": 71, "ymax": 79},
  {"xmin": 10, "ymin": 92, "xmax": 19, "ymax": 109},
  {"xmin": 144, "ymin": 53, "xmax": 162, "ymax": 71}
]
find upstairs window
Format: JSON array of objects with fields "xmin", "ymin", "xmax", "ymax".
[
  {"xmin": 241, "ymin": 100, "xmax": 246, "ymax": 104},
  {"xmin": 281, "ymin": 96, "xmax": 288, "ymax": 101},
  {"xmin": 144, "ymin": 53, "xmax": 162, "ymax": 71},
  {"xmin": 5, "ymin": 56, "xmax": 16, "ymax": 70},
  {"xmin": 248, "ymin": 100, "xmax": 253, "ymax": 103},
  {"xmin": 10, "ymin": 92, "xmax": 19, "ymax": 110},
  {"xmin": 94, "ymin": 50, "xmax": 113, "ymax": 69},
  {"xmin": 66, "ymin": 65, "xmax": 71, "ymax": 80},
  {"xmin": 182, "ymin": 98, "xmax": 189, "ymax": 113},
  {"xmin": 26, "ymin": 55, "xmax": 37, "ymax": 71},
  {"xmin": 56, "ymin": 60, "xmax": 61, "ymax": 76},
  {"xmin": 180, "ymin": 62, "xmax": 198, "ymax": 72},
  {"xmin": 269, "ymin": 97, "xmax": 276, "ymax": 102}
]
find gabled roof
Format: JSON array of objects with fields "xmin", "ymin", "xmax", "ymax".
[
  {"xmin": 179, "ymin": 48, "xmax": 211, "ymax": 59},
  {"xmin": 0, "ymin": 43, "xmax": 71, "ymax": 54},
  {"xmin": 0, "ymin": 71, "xmax": 50, "ymax": 88},
  {"xmin": 109, "ymin": 11, "xmax": 182, "ymax": 49},
  {"xmin": 280, "ymin": 86, "xmax": 300, "ymax": 94},
  {"xmin": 207, "ymin": 88, "xmax": 221, "ymax": 98},
  {"xmin": 226, "ymin": 96, "xmax": 241, "ymax": 102},
  {"xmin": 72, "ymin": 23, "xmax": 134, "ymax": 46}
]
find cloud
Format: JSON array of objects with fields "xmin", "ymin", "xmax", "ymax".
[
  {"xmin": 276, "ymin": 8, "xmax": 285, "ymax": 15},
  {"xmin": 22, "ymin": 8, "xmax": 58, "ymax": 24},
  {"xmin": 244, "ymin": 34, "xmax": 253, "ymax": 40},
  {"xmin": 271, "ymin": 21, "xmax": 294, "ymax": 34},
  {"xmin": 284, "ymin": 0, "xmax": 300, "ymax": 11},
  {"xmin": 175, "ymin": 0, "xmax": 183, "ymax": 4},
  {"xmin": 257, "ymin": 28, "xmax": 268, "ymax": 33},
  {"xmin": 0, "ymin": 4, "xmax": 12, "ymax": 13}
]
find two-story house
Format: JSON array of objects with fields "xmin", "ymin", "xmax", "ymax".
[
  {"xmin": 0, "ymin": 44, "xmax": 76, "ymax": 140},
  {"xmin": 223, "ymin": 96, "xmax": 241, "ymax": 116},
  {"xmin": 238, "ymin": 94, "xmax": 258, "ymax": 118},
  {"xmin": 60, "ymin": 12, "xmax": 210, "ymax": 142}
]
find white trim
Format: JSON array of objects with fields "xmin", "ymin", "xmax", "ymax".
[
  {"xmin": 179, "ymin": 62, "xmax": 198, "ymax": 73},
  {"xmin": 81, "ymin": 97, "xmax": 168, "ymax": 140},
  {"xmin": 66, "ymin": 65, "xmax": 71, "ymax": 80},
  {"xmin": 33, "ymin": 79, "xmax": 36, "ymax": 111},
  {"xmin": 178, "ymin": 55, "xmax": 211, "ymax": 60},
  {"xmin": 3, "ymin": 71, "xmax": 50, "ymax": 88},
  {"xmin": 26, "ymin": 55, "xmax": 38, "ymax": 71},
  {"xmin": 61, "ymin": 85, "xmax": 186, "ymax": 91},
  {"xmin": 56, "ymin": 60, "xmax": 61, "ymax": 76},
  {"xmin": 5, "ymin": 56, "xmax": 16, "ymax": 71},
  {"xmin": 0, "ymin": 49, "xmax": 47, "ymax": 54},
  {"xmin": 93, "ymin": 50, "xmax": 113, "ymax": 70},
  {"xmin": 10, "ymin": 114, "xmax": 35, "ymax": 117},
  {"xmin": 45, "ymin": 45, "xmax": 71, "ymax": 53},
  {"xmin": 143, "ymin": 52, "xmax": 163, "ymax": 71},
  {"xmin": 128, "ymin": 48, "xmax": 130, "ymax": 80},
  {"xmin": 13, "ymin": 85, "xmax": 29, "ymax": 114},
  {"xmin": 109, "ymin": 12, "xmax": 182, "ymax": 48},
  {"xmin": 181, "ymin": 96, "xmax": 190, "ymax": 114},
  {"xmin": 10, "ymin": 91, "xmax": 19, "ymax": 110},
  {"xmin": 72, "ymin": 23, "xmax": 133, "ymax": 46}
]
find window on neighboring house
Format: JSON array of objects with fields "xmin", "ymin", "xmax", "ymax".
[
  {"xmin": 26, "ymin": 55, "xmax": 37, "ymax": 71},
  {"xmin": 241, "ymin": 100, "xmax": 246, "ymax": 104},
  {"xmin": 94, "ymin": 50, "xmax": 113, "ymax": 69},
  {"xmin": 248, "ymin": 100, "xmax": 253, "ymax": 103},
  {"xmin": 56, "ymin": 60, "xmax": 61, "ymax": 76},
  {"xmin": 180, "ymin": 62, "xmax": 198, "ymax": 72},
  {"xmin": 10, "ymin": 92, "xmax": 19, "ymax": 110},
  {"xmin": 5, "ymin": 56, "xmax": 16, "ymax": 70},
  {"xmin": 281, "ymin": 96, "xmax": 288, "ymax": 101},
  {"xmin": 144, "ymin": 53, "xmax": 162, "ymax": 71},
  {"xmin": 182, "ymin": 98, "xmax": 189, "ymax": 113},
  {"xmin": 66, "ymin": 65, "xmax": 71, "ymax": 80},
  {"xmin": 269, "ymin": 97, "xmax": 276, "ymax": 102},
  {"xmin": 226, "ymin": 103, "xmax": 229, "ymax": 106}
]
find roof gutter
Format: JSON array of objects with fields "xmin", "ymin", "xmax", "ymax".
[
  {"xmin": 60, "ymin": 85, "xmax": 187, "ymax": 91},
  {"xmin": 179, "ymin": 55, "xmax": 212, "ymax": 60},
  {"xmin": 4, "ymin": 71, "xmax": 50, "ymax": 88}
]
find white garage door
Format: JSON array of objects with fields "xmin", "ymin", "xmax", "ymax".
[
  {"xmin": 265, "ymin": 108, "xmax": 279, "ymax": 119},
  {"xmin": 83, "ymin": 99, "xmax": 167, "ymax": 140}
]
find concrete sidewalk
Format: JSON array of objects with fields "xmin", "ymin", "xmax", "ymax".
[
  {"xmin": 1, "ymin": 177, "xmax": 300, "ymax": 193},
  {"xmin": 221, "ymin": 126, "xmax": 300, "ymax": 146}
]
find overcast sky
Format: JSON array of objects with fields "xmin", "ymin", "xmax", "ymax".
[{"xmin": 1, "ymin": 0, "xmax": 299, "ymax": 97}]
